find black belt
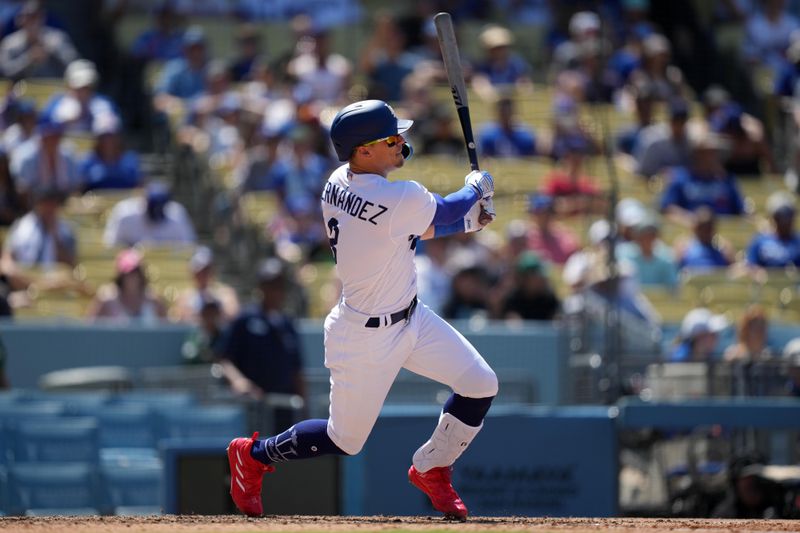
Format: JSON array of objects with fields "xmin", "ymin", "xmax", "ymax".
[{"xmin": 365, "ymin": 297, "xmax": 418, "ymax": 328}]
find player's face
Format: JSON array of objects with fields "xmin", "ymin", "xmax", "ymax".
[{"xmin": 365, "ymin": 133, "xmax": 406, "ymax": 171}]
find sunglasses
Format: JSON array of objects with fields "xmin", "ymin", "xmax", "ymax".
[{"xmin": 362, "ymin": 134, "xmax": 403, "ymax": 148}]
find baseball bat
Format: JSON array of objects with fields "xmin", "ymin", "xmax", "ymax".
[{"xmin": 434, "ymin": 12, "xmax": 480, "ymax": 171}]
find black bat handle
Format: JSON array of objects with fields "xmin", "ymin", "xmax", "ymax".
[{"xmin": 456, "ymin": 106, "xmax": 480, "ymax": 171}]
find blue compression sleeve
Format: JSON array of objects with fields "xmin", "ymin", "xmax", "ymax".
[
  {"xmin": 434, "ymin": 218, "xmax": 465, "ymax": 238},
  {"xmin": 431, "ymin": 185, "xmax": 478, "ymax": 225}
]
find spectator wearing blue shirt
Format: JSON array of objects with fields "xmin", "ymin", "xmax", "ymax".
[
  {"xmin": 660, "ymin": 131, "xmax": 746, "ymax": 225},
  {"xmin": 616, "ymin": 80, "xmax": 655, "ymax": 155},
  {"xmin": 677, "ymin": 207, "xmax": 734, "ymax": 272},
  {"xmin": 746, "ymin": 191, "xmax": 800, "ymax": 268},
  {"xmin": 130, "ymin": 2, "xmax": 185, "ymax": 63},
  {"xmin": 154, "ymin": 26, "xmax": 208, "ymax": 114},
  {"xmin": 472, "ymin": 25, "xmax": 533, "ymax": 101},
  {"xmin": 41, "ymin": 59, "xmax": 120, "ymax": 134},
  {"xmin": 229, "ymin": 23, "xmax": 262, "ymax": 82},
  {"xmin": 217, "ymin": 258, "xmax": 306, "ymax": 430},
  {"xmin": 670, "ymin": 307, "xmax": 728, "ymax": 362},
  {"xmin": 80, "ymin": 114, "xmax": 141, "ymax": 191},
  {"xmin": 477, "ymin": 98, "xmax": 536, "ymax": 158}
]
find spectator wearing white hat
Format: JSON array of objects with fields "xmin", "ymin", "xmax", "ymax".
[
  {"xmin": 617, "ymin": 211, "xmax": 678, "ymax": 289},
  {"xmin": 670, "ymin": 307, "xmax": 729, "ymax": 362},
  {"xmin": 41, "ymin": 59, "xmax": 120, "ymax": 133},
  {"xmin": 0, "ymin": 1, "xmax": 78, "ymax": 79},
  {"xmin": 79, "ymin": 114, "xmax": 141, "ymax": 192},
  {"xmin": 174, "ymin": 246, "xmax": 240, "ymax": 324},
  {"xmin": 745, "ymin": 191, "xmax": 800, "ymax": 268},
  {"xmin": 472, "ymin": 24, "xmax": 533, "ymax": 100},
  {"xmin": 552, "ymin": 11, "xmax": 601, "ymax": 74}
]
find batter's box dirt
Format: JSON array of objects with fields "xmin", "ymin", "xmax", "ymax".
[{"xmin": 0, "ymin": 516, "xmax": 797, "ymax": 533}]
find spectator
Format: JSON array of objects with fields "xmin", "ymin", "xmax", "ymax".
[
  {"xmin": 103, "ymin": 181, "xmax": 196, "ymax": 248},
  {"xmin": 154, "ymin": 25, "xmax": 209, "ymax": 113},
  {"xmin": 782, "ymin": 337, "xmax": 800, "ymax": 396},
  {"xmin": 634, "ymin": 98, "xmax": 691, "ymax": 179},
  {"xmin": 746, "ymin": 191, "xmax": 800, "ymax": 268},
  {"xmin": 417, "ymin": 105, "xmax": 463, "ymax": 156},
  {"xmin": 616, "ymin": 80, "xmax": 656, "ymax": 155},
  {"xmin": 630, "ymin": 33, "xmax": 687, "ymax": 101},
  {"xmin": 130, "ymin": 1, "xmax": 186, "ymax": 63},
  {"xmin": 234, "ymin": 124, "xmax": 283, "ymax": 192},
  {"xmin": 2, "ymin": 187, "xmax": 75, "ymax": 268},
  {"xmin": 41, "ymin": 59, "xmax": 119, "ymax": 134},
  {"xmin": 1, "ymin": 98, "xmax": 37, "ymax": 156},
  {"xmin": 442, "ymin": 263, "xmax": 491, "ymax": 320},
  {"xmin": 289, "ymin": 29, "xmax": 351, "ymax": 104},
  {"xmin": 670, "ymin": 307, "xmax": 728, "ymax": 362},
  {"xmin": 10, "ymin": 117, "xmax": 82, "ymax": 198},
  {"xmin": 500, "ymin": 251, "xmax": 560, "ymax": 321},
  {"xmin": 181, "ymin": 295, "xmax": 224, "ymax": 365},
  {"xmin": 358, "ymin": 13, "xmax": 413, "ymax": 103},
  {"xmin": 743, "ymin": 0, "xmax": 799, "ymax": 74},
  {"xmin": 272, "ymin": 125, "xmax": 329, "ymax": 212},
  {"xmin": 723, "ymin": 305, "xmax": 774, "ymax": 363},
  {"xmin": 676, "ymin": 207, "xmax": 735, "ymax": 271},
  {"xmin": 549, "ymin": 94, "xmax": 599, "ymax": 160},
  {"xmin": 87, "ymin": 248, "xmax": 167, "ymax": 323},
  {"xmin": 80, "ymin": 114, "xmax": 141, "ymax": 191},
  {"xmin": 709, "ymin": 103, "xmax": 775, "ymax": 176},
  {"xmin": 0, "ymin": 149, "xmax": 24, "ymax": 226},
  {"xmin": 617, "ymin": 212, "xmax": 679, "ymax": 289},
  {"xmin": 0, "ymin": 0, "xmax": 77, "ymax": 79},
  {"xmin": 552, "ymin": 11, "xmax": 601, "ymax": 74},
  {"xmin": 570, "ymin": 39, "xmax": 620, "ymax": 104},
  {"xmin": 526, "ymin": 194, "xmax": 580, "ymax": 265},
  {"xmin": 477, "ymin": 97, "xmax": 536, "ymax": 158},
  {"xmin": 773, "ymin": 38, "xmax": 800, "ymax": 98},
  {"xmin": 616, "ymin": 197, "xmax": 648, "ymax": 243},
  {"xmin": 173, "ymin": 246, "xmax": 240, "ymax": 324},
  {"xmin": 660, "ymin": 131, "xmax": 746, "ymax": 223},
  {"xmin": 217, "ymin": 258, "xmax": 305, "ymax": 429},
  {"xmin": 229, "ymin": 23, "xmax": 262, "ymax": 82},
  {"xmin": 415, "ymin": 236, "xmax": 451, "ymax": 316},
  {"xmin": 541, "ymin": 133, "xmax": 602, "ymax": 216},
  {"xmin": 472, "ymin": 24, "xmax": 533, "ymax": 101}
]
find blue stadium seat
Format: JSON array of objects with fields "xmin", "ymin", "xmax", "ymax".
[
  {"xmin": 113, "ymin": 390, "xmax": 195, "ymax": 412},
  {"xmin": 157, "ymin": 405, "xmax": 246, "ymax": 441},
  {"xmin": 11, "ymin": 418, "xmax": 99, "ymax": 464},
  {"xmin": 7, "ymin": 463, "xmax": 100, "ymax": 516},
  {"xmin": 31, "ymin": 392, "xmax": 112, "ymax": 415},
  {"xmin": 0, "ymin": 402, "xmax": 65, "ymax": 425},
  {"xmin": 93, "ymin": 404, "xmax": 156, "ymax": 449},
  {"xmin": 101, "ymin": 462, "xmax": 163, "ymax": 515}
]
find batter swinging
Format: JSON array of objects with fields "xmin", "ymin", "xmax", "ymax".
[{"xmin": 227, "ymin": 100, "xmax": 498, "ymax": 520}]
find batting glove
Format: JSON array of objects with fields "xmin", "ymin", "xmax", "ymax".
[{"xmin": 465, "ymin": 170, "xmax": 494, "ymax": 199}]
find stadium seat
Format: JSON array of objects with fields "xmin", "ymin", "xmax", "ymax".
[
  {"xmin": 91, "ymin": 403, "xmax": 156, "ymax": 449},
  {"xmin": 157, "ymin": 405, "xmax": 246, "ymax": 441},
  {"xmin": 11, "ymin": 418, "xmax": 99, "ymax": 464},
  {"xmin": 101, "ymin": 462, "xmax": 163, "ymax": 516},
  {"xmin": 0, "ymin": 402, "xmax": 66, "ymax": 427},
  {"xmin": 114, "ymin": 390, "xmax": 196, "ymax": 411},
  {"xmin": 7, "ymin": 463, "xmax": 100, "ymax": 516}
]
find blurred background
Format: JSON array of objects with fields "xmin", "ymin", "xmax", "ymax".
[{"xmin": 0, "ymin": 0, "xmax": 799, "ymax": 521}]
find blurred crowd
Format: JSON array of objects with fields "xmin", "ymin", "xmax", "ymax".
[{"xmin": 1, "ymin": 0, "xmax": 800, "ymax": 386}]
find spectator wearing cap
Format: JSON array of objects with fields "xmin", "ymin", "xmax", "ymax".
[
  {"xmin": 676, "ymin": 207, "xmax": 734, "ymax": 272},
  {"xmin": 2, "ymin": 187, "xmax": 75, "ymax": 268},
  {"xmin": 499, "ymin": 251, "xmax": 560, "ymax": 321},
  {"xmin": 552, "ymin": 11, "xmax": 601, "ymax": 74},
  {"xmin": 540, "ymin": 132, "xmax": 602, "ymax": 217},
  {"xmin": 181, "ymin": 295, "xmax": 224, "ymax": 365},
  {"xmin": 0, "ymin": 0, "xmax": 77, "ymax": 79},
  {"xmin": 9, "ymin": 117, "xmax": 82, "ymax": 199},
  {"xmin": 87, "ymin": 248, "xmax": 167, "ymax": 323},
  {"xmin": 216, "ymin": 258, "xmax": 306, "ymax": 430},
  {"xmin": 229, "ymin": 23, "xmax": 262, "ymax": 82},
  {"xmin": 616, "ymin": 211, "xmax": 678, "ymax": 289},
  {"xmin": 477, "ymin": 97, "xmax": 536, "ymax": 158},
  {"xmin": 2, "ymin": 99, "xmax": 37, "ymax": 157},
  {"xmin": 472, "ymin": 24, "xmax": 533, "ymax": 100},
  {"xmin": 634, "ymin": 98, "xmax": 691, "ymax": 179},
  {"xmin": 616, "ymin": 198, "xmax": 647, "ymax": 243},
  {"xmin": 174, "ymin": 246, "xmax": 240, "ymax": 323},
  {"xmin": 154, "ymin": 25, "xmax": 209, "ymax": 114},
  {"xmin": 670, "ymin": 307, "xmax": 728, "ymax": 362},
  {"xmin": 41, "ymin": 59, "xmax": 119, "ymax": 134},
  {"xmin": 80, "ymin": 114, "xmax": 141, "ymax": 191},
  {"xmin": 131, "ymin": 2, "xmax": 185, "ymax": 63},
  {"xmin": 659, "ymin": 131, "xmax": 746, "ymax": 224},
  {"xmin": 745, "ymin": 191, "xmax": 800, "ymax": 268},
  {"xmin": 630, "ymin": 33, "xmax": 687, "ymax": 102},
  {"xmin": 710, "ymin": 103, "xmax": 775, "ymax": 176},
  {"xmin": 103, "ymin": 182, "xmax": 196, "ymax": 248},
  {"xmin": 526, "ymin": 194, "xmax": 580, "ymax": 265}
]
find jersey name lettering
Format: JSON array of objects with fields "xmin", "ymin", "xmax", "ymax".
[{"xmin": 322, "ymin": 182, "xmax": 388, "ymax": 225}]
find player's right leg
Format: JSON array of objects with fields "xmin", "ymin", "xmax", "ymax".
[{"xmin": 227, "ymin": 303, "xmax": 410, "ymax": 516}]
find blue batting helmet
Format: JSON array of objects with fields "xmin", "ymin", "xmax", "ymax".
[{"xmin": 329, "ymin": 100, "xmax": 413, "ymax": 161}]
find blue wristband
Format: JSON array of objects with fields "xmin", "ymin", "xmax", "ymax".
[
  {"xmin": 434, "ymin": 218, "xmax": 465, "ymax": 238},
  {"xmin": 431, "ymin": 185, "xmax": 478, "ymax": 225}
]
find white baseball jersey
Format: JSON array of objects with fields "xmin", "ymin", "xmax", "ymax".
[{"xmin": 321, "ymin": 164, "xmax": 436, "ymax": 316}]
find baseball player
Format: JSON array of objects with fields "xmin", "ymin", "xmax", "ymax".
[{"xmin": 227, "ymin": 100, "xmax": 498, "ymax": 520}]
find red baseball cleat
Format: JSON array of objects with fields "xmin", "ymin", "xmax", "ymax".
[
  {"xmin": 227, "ymin": 432, "xmax": 274, "ymax": 517},
  {"xmin": 408, "ymin": 465, "xmax": 468, "ymax": 521}
]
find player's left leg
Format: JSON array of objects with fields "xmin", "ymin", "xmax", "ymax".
[{"xmin": 402, "ymin": 303, "xmax": 498, "ymax": 519}]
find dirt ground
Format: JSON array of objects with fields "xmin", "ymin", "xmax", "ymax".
[{"xmin": 0, "ymin": 516, "xmax": 797, "ymax": 533}]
